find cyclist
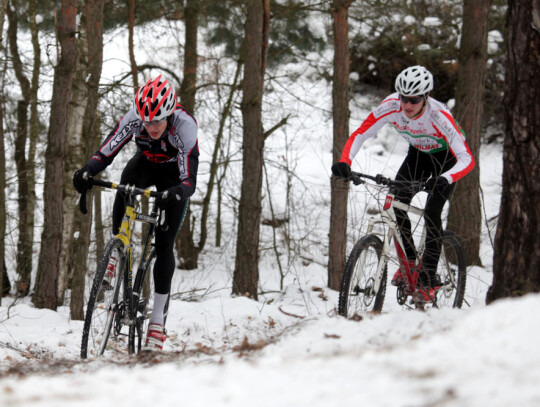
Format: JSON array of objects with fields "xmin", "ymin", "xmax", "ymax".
[
  {"xmin": 73, "ymin": 75, "xmax": 199, "ymax": 350},
  {"xmin": 331, "ymin": 65, "xmax": 474, "ymax": 298}
]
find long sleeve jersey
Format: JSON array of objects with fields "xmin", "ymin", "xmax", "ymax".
[
  {"xmin": 85, "ymin": 103, "xmax": 199, "ymax": 198},
  {"xmin": 340, "ymin": 92, "xmax": 474, "ymax": 183}
]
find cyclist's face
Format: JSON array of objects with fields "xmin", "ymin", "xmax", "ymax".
[
  {"xmin": 143, "ymin": 120, "xmax": 167, "ymax": 139},
  {"xmin": 399, "ymin": 95, "xmax": 426, "ymax": 119}
]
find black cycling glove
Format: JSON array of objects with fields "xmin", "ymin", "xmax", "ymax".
[
  {"xmin": 73, "ymin": 168, "xmax": 93, "ymax": 194},
  {"xmin": 156, "ymin": 185, "xmax": 183, "ymax": 209},
  {"xmin": 331, "ymin": 162, "xmax": 351, "ymax": 179}
]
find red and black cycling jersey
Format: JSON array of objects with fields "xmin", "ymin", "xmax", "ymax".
[{"xmin": 85, "ymin": 103, "xmax": 199, "ymax": 199}]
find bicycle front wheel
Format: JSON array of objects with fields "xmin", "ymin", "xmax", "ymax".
[
  {"xmin": 338, "ymin": 234, "xmax": 387, "ymax": 318},
  {"xmin": 434, "ymin": 230, "xmax": 467, "ymax": 308},
  {"xmin": 81, "ymin": 238, "xmax": 126, "ymax": 359}
]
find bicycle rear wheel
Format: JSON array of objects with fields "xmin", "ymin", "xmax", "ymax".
[
  {"xmin": 338, "ymin": 234, "xmax": 387, "ymax": 318},
  {"xmin": 80, "ymin": 238, "xmax": 126, "ymax": 359},
  {"xmin": 434, "ymin": 230, "xmax": 467, "ymax": 308}
]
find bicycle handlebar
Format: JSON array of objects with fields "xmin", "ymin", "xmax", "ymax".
[
  {"xmin": 78, "ymin": 174, "xmax": 166, "ymax": 214},
  {"xmin": 91, "ymin": 178, "xmax": 165, "ymax": 198},
  {"xmin": 350, "ymin": 171, "xmax": 426, "ymax": 191}
]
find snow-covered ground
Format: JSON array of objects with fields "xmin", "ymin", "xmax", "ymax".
[{"xmin": 1, "ymin": 269, "xmax": 539, "ymax": 407}]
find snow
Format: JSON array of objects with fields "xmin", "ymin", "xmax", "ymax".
[
  {"xmin": 2, "ymin": 288, "xmax": 540, "ymax": 406},
  {"xmin": 423, "ymin": 17, "xmax": 442, "ymax": 27},
  {"xmin": 2, "ymin": 14, "xmax": 539, "ymax": 407}
]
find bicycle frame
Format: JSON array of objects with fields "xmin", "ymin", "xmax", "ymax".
[
  {"xmin": 91, "ymin": 180, "xmax": 162, "ymax": 327},
  {"xmin": 338, "ymin": 172, "xmax": 467, "ymax": 315},
  {"xmin": 354, "ymin": 174, "xmax": 428, "ymax": 299},
  {"xmin": 116, "ymin": 196, "xmax": 160, "ymax": 326}
]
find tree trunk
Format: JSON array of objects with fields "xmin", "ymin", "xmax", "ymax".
[
  {"xmin": 59, "ymin": 61, "xmax": 85, "ymax": 306},
  {"xmin": 15, "ymin": 100, "xmax": 30, "ymax": 294},
  {"xmin": 6, "ymin": 3, "xmax": 32, "ymax": 296},
  {"xmin": 179, "ymin": 0, "xmax": 198, "ymax": 113},
  {"xmin": 0, "ymin": 0, "xmax": 7, "ymax": 299},
  {"xmin": 447, "ymin": 0, "xmax": 490, "ymax": 267},
  {"xmin": 70, "ymin": 0, "xmax": 104, "ymax": 320},
  {"xmin": 232, "ymin": 0, "xmax": 270, "ymax": 300},
  {"xmin": 128, "ymin": 0, "xmax": 138, "ymax": 91},
  {"xmin": 26, "ymin": 0, "xmax": 41, "ymax": 298},
  {"xmin": 33, "ymin": 0, "xmax": 78, "ymax": 310},
  {"xmin": 486, "ymin": 0, "xmax": 540, "ymax": 303},
  {"xmin": 0, "ymin": 96, "xmax": 5, "ymax": 298},
  {"xmin": 176, "ymin": 0, "xmax": 200, "ymax": 269},
  {"xmin": 328, "ymin": 0, "xmax": 353, "ymax": 290}
]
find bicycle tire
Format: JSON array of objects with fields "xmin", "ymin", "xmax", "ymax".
[
  {"xmin": 434, "ymin": 230, "xmax": 467, "ymax": 308},
  {"xmin": 338, "ymin": 234, "xmax": 387, "ymax": 318},
  {"xmin": 80, "ymin": 238, "xmax": 126, "ymax": 359},
  {"xmin": 128, "ymin": 247, "xmax": 157, "ymax": 353}
]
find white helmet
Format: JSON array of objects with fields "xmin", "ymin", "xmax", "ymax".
[{"xmin": 394, "ymin": 66, "xmax": 433, "ymax": 96}]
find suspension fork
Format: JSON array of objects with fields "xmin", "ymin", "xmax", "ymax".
[
  {"xmin": 363, "ymin": 216, "xmax": 391, "ymax": 294},
  {"xmin": 116, "ymin": 204, "xmax": 138, "ymax": 325}
]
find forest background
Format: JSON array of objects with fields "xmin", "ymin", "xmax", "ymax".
[{"xmin": 0, "ymin": 0, "xmax": 537, "ymax": 321}]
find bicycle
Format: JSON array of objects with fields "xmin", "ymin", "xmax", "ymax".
[
  {"xmin": 79, "ymin": 178, "xmax": 169, "ymax": 358},
  {"xmin": 338, "ymin": 172, "xmax": 467, "ymax": 317}
]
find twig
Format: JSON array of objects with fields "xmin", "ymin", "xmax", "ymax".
[{"xmin": 278, "ymin": 305, "xmax": 305, "ymax": 319}]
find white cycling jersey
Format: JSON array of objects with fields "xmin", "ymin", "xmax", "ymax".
[{"xmin": 340, "ymin": 92, "xmax": 474, "ymax": 183}]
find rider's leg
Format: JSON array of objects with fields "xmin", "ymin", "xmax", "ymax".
[
  {"xmin": 391, "ymin": 148, "xmax": 428, "ymax": 285},
  {"xmin": 151, "ymin": 196, "xmax": 188, "ymax": 324},
  {"xmin": 419, "ymin": 150, "xmax": 457, "ymax": 288},
  {"xmin": 393, "ymin": 147, "xmax": 427, "ymax": 260},
  {"xmin": 145, "ymin": 196, "xmax": 188, "ymax": 350},
  {"xmin": 421, "ymin": 181, "xmax": 455, "ymax": 286}
]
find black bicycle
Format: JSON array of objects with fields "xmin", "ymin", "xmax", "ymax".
[{"xmin": 79, "ymin": 178, "xmax": 169, "ymax": 358}]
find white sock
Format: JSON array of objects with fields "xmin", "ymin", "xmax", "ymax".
[{"xmin": 149, "ymin": 292, "xmax": 169, "ymax": 325}]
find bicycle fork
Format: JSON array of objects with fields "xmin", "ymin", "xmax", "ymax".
[{"xmin": 363, "ymin": 217, "xmax": 389, "ymax": 296}]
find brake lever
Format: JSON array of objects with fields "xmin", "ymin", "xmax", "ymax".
[
  {"xmin": 79, "ymin": 191, "xmax": 88, "ymax": 214},
  {"xmin": 351, "ymin": 174, "xmax": 364, "ymax": 185}
]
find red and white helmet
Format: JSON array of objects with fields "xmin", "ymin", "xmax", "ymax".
[
  {"xmin": 134, "ymin": 75, "xmax": 176, "ymax": 121},
  {"xmin": 394, "ymin": 65, "xmax": 433, "ymax": 96}
]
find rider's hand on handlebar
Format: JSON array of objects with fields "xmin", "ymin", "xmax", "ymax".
[
  {"xmin": 331, "ymin": 162, "xmax": 351, "ymax": 179},
  {"xmin": 425, "ymin": 176, "xmax": 449, "ymax": 191},
  {"xmin": 156, "ymin": 185, "xmax": 183, "ymax": 209},
  {"xmin": 73, "ymin": 168, "xmax": 94, "ymax": 194}
]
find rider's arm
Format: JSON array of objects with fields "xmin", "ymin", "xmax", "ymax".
[
  {"xmin": 340, "ymin": 94, "xmax": 399, "ymax": 165},
  {"xmin": 84, "ymin": 109, "xmax": 139, "ymax": 175},
  {"xmin": 169, "ymin": 107, "xmax": 199, "ymax": 199},
  {"xmin": 431, "ymin": 107, "xmax": 475, "ymax": 183}
]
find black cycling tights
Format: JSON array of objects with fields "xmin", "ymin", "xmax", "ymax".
[
  {"xmin": 112, "ymin": 153, "xmax": 188, "ymax": 294},
  {"xmin": 393, "ymin": 147, "xmax": 456, "ymax": 275}
]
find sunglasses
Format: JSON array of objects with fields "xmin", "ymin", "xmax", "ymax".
[
  {"xmin": 399, "ymin": 94, "xmax": 425, "ymax": 105},
  {"xmin": 143, "ymin": 120, "xmax": 166, "ymax": 127}
]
